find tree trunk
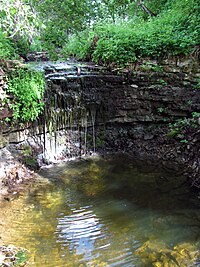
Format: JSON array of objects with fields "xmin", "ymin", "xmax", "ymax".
[{"xmin": 138, "ymin": 0, "xmax": 156, "ymax": 17}]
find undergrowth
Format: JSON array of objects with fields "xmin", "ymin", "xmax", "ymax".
[
  {"xmin": 5, "ymin": 69, "xmax": 45, "ymax": 122},
  {"xmin": 0, "ymin": 31, "xmax": 16, "ymax": 60},
  {"xmin": 166, "ymin": 112, "xmax": 200, "ymax": 142},
  {"xmin": 62, "ymin": 0, "xmax": 200, "ymax": 66}
]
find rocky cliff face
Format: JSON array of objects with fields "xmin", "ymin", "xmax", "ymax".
[
  {"xmin": 43, "ymin": 57, "xmax": 200, "ymax": 185},
  {"xmin": 1, "ymin": 57, "xmax": 200, "ymax": 187}
]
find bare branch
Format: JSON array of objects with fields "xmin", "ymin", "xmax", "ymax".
[{"xmin": 138, "ymin": 0, "xmax": 156, "ymax": 17}]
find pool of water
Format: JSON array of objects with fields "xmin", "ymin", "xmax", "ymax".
[{"xmin": 1, "ymin": 155, "xmax": 200, "ymax": 266}]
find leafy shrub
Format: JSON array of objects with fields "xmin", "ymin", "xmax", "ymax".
[
  {"xmin": 63, "ymin": 0, "xmax": 200, "ymax": 66},
  {"xmin": 6, "ymin": 69, "xmax": 45, "ymax": 122},
  {"xmin": 62, "ymin": 30, "xmax": 95, "ymax": 61},
  {"xmin": 11, "ymin": 37, "xmax": 31, "ymax": 58},
  {"xmin": 0, "ymin": 31, "xmax": 16, "ymax": 59},
  {"xmin": 0, "ymin": 0, "xmax": 43, "ymax": 58}
]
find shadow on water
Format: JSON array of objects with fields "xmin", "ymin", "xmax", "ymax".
[{"xmin": 1, "ymin": 154, "xmax": 200, "ymax": 267}]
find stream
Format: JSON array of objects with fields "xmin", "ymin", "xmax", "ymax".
[{"xmin": 1, "ymin": 155, "xmax": 200, "ymax": 267}]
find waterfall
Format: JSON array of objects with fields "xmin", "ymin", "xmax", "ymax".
[
  {"xmin": 90, "ymin": 105, "xmax": 97, "ymax": 154},
  {"xmin": 41, "ymin": 63, "xmax": 103, "ymax": 163}
]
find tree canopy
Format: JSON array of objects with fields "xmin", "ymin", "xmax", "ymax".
[{"xmin": 0, "ymin": 0, "xmax": 199, "ymax": 64}]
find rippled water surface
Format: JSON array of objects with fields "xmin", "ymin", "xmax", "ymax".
[{"xmin": 1, "ymin": 156, "xmax": 200, "ymax": 266}]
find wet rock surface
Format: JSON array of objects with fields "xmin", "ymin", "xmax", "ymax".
[
  {"xmin": 41, "ymin": 58, "xmax": 200, "ymax": 186},
  {"xmin": 99, "ymin": 125, "xmax": 200, "ymax": 186},
  {"xmin": 0, "ymin": 57, "xmax": 200, "ymax": 200},
  {"xmin": 0, "ymin": 149, "xmax": 36, "ymax": 201}
]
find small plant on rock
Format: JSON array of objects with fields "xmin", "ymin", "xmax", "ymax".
[
  {"xmin": 0, "ymin": 245, "xmax": 29, "ymax": 267},
  {"xmin": 6, "ymin": 68, "xmax": 45, "ymax": 123},
  {"xmin": 166, "ymin": 112, "xmax": 200, "ymax": 139}
]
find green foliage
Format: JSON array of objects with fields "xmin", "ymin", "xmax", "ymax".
[
  {"xmin": 159, "ymin": 79, "xmax": 168, "ymax": 86},
  {"xmin": 0, "ymin": 0, "xmax": 199, "ymax": 64},
  {"xmin": 166, "ymin": 112, "xmax": 200, "ymax": 139},
  {"xmin": 0, "ymin": 246, "xmax": 29, "ymax": 267},
  {"xmin": 6, "ymin": 69, "xmax": 45, "ymax": 122},
  {"xmin": 192, "ymin": 112, "xmax": 200, "ymax": 118},
  {"xmin": 63, "ymin": 0, "xmax": 200, "ymax": 66},
  {"xmin": 157, "ymin": 107, "xmax": 166, "ymax": 113},
  {"xmin": 11, "ymin": 38, "xmax": 31, "ymax": 58},
  {"xmin": 180, "ymin": 139, "xmax": 188, "ymax": 143},
  {"xmin": 0, "ymin": 0, "xmax": 42, "ymax": 40},
  {"xmin": 62, "ymin": 31, "xmax": 95, "ymax": 60},
  {"xmin": 0, "ymin": 0, "xmax": 45, "ymax": 58},
  {"xmin": 193, "ymin": 77, "xmax": 200, "ymax": 90},
  {"xmin": 92, "ymin": 23, "xmax": 137, "ymax": 65},
  {"xmin": 141, "ymin": 62, "xmax": 164, "ymax": 72},
  {"xmin": 23, "ymin": 157, "xmax": 38, "ymax": 169},
  {"xmin": 32, "ymin": 0, "xmax": 94, "ymax": 53},
  {"xmin": 0, "ymin": 31, "xmax": 16, "ymax": 59},
  {"xmin": 15, "ymin": 250, "xmax": 29, "ymax": 266}
]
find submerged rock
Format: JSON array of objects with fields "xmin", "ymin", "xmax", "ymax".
[{"xmin": 135, "ymin": 240, "xmax": 200, "ymax": 266}]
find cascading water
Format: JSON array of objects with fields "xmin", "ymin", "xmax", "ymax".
[
  {"xmin": 90, "ymin": 104, "xmax": 97, "ymax": 153},
  {"xmin": 40, "ymin": 62, "xmax": 105, "ymax": 163},
  {"xmin": 27, "ymin": 60, "xmax": 126, "ymax": 164}
]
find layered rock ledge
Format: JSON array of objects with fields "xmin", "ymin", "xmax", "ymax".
[{"xmin": 0, "ymin": 56, "xmax": 200, "ymax": 200}]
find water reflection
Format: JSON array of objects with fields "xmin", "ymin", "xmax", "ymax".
[
  {"xmin": 0, "ymin": 155, "xmax": 200, "ymax": 266},
  {"xmin": 56, "ymin": 206, "xmax": 105, "ymax": 258}
]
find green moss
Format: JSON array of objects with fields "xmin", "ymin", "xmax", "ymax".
[{"xmin": 23, "ymin": 157, "xmax": 38, "ymax": 169}]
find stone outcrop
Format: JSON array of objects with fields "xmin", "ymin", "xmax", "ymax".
[
  {"xmin": 43, "ymin": 57, "xmax": 200, "ymax": 185},
  {"xmin": 0, "ymin": 56, "xmax": 200, "ymax": 189}
]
